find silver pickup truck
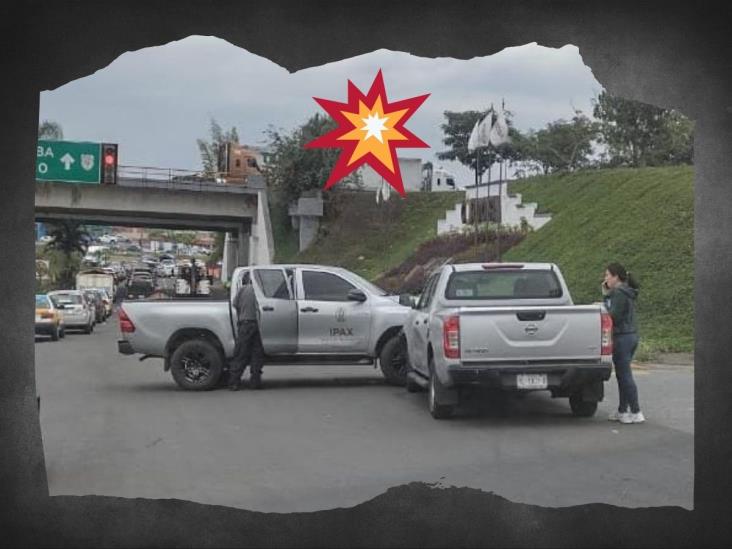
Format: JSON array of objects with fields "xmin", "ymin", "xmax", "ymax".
[
  {"xmin": 401, "ymin": 262, "xmax": 613, "ymax": 419},
  {"xmin": 118, "ymin": 264, "xmax": 411, "ymax": 390}
]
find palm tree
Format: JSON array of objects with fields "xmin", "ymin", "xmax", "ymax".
[{"xmin": 44, "ymin": 221, "xmax": 90, "ymax": 288}]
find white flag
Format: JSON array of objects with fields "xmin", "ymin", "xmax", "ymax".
[
  {"xmin": 376, "ymin": 179, "xmax": 391, "ymax": 203},
  {"xmin": 489, "ymin": 109, "xmax": 510, "ymax": 146},
  {"xmin": 467, "ymin": 119, "xmax": 481, "ymax": 152},
  {"xmin": 468, "ymin": 114, "xmax": 492, "ymax": 151},
  {"xmin": 476, "ymin": 113, "xmax": 493, "ymax": 148},
  {"xmin": 381, "ymin": 179, "xmax": 391, "ymax": 202}
]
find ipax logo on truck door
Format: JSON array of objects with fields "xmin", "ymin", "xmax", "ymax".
[{"xmin": 36, "ymin": 140, "xmax": 103, "ymax": 184}]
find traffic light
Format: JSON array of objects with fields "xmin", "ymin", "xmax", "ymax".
[{"xmin": 101, "ymin": 143, "xmax": 118, "ymax": 184}]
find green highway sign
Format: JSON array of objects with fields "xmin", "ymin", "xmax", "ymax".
[{"xmin": 36, "ymin": 140, "xmax": 101, "ymax": 184}]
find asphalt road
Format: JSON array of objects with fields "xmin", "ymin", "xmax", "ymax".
[{"xmin": 35, "ymin": 315, "xmax": 694, "ymax": 513}]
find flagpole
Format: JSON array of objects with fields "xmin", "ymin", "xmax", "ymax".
[
  {"xmin": 496, "ymin": 99, "xmax": 505, "ymax": 262},
  {"xmin": 497, "ymin": 158, "xmax": 502, "ymax": 262},
  {"xmin": 474, "ymin": 144, "xmax": 480, "ymax": 248}
]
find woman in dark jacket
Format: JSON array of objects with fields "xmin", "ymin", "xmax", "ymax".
[{"xmin": 602, "ymin": 262, "xmax": 645, "ymax": 424}]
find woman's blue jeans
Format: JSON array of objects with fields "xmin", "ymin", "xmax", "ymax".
[{"xmin": 612, "ymin": 332, "xmax": 641, "ymax": 414}]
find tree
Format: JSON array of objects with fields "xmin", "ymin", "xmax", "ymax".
[
  {"xmin": 210, "ymin": 232, "xmax": 225, "ymax": 263},
  {"xmin": 513, "ymin": 111, "xmax": 599, "ymax": 174},
  {"xmin": 197, "ymin": 118, "xmax": 240, "ymax": 177},
  {"xmin": 176, "ymin": 232, "xmax": 197, "ymax": 247},
  {"xmin": 592, "ymin": 91, "xmax": 694, "ymax": 167},
  {"xmin": 437, "ymin": 109, "xmax": 519, "ymax": 181},
  {"xmin": 263, "ymin": 112, "xmax": 361, "ymax": 201},
  {"xmin": 38, "ymin": 120, "xmax": 64, "ymax": 140},
  {"xmin": 43, "ymin": 220, "xmax": 90, "ymax": 288}
]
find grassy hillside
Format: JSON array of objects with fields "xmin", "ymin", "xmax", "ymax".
[
  {"xmin": 503, "ymin": 166, "xmax": 694, "ymax": 357},
  {"xmin": 274, "ymin": 190, "xmax": 465, "ymax": 280}
]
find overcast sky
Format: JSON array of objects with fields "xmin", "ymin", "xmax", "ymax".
[{"xmin": 39, "ymin": 36, "xmax": 604, "ymax": 186}]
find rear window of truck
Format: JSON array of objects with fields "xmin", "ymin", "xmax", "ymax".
[{"xmin": 445, "ymin": 270, "xmax": 563, "ymax": 300}]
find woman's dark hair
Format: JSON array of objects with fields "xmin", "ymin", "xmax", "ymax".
[{"xmin": 606, "ymin": 262, "xmax": 640, "ymax": 290}]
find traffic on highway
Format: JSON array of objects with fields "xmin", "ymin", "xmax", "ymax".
[{"xmin": 35, "ymin": 229, "xmax": 216, "ymax": 341}]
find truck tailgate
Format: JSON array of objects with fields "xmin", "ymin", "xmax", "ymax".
[{"xmin": 458, "ymin": 305, "xmax": 602, "ymax": 363}]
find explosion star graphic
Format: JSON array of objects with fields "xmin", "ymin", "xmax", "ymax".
[{"xmin": 305, "ymin": 70, "xmax": 430, "ymax": 197}]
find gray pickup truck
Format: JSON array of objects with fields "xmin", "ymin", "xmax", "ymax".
[
  {"xmin": 401, "ymin": 262, "xmax": 613, "ymax": 419},
  {"xmin": 118, "ymin": 264, "xmax": 411, "ymax": 390}
]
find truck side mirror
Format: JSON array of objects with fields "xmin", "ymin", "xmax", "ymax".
[
  {"xmin": 399, "ymin": 294, "xmax": 413, "ymax": 307},
  {"xmin": 347, "ymin": 289, "xmax": 367, "ymax": 302}
]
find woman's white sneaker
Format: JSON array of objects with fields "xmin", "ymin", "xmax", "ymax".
[
  {"xmin": 618, "ymin": 412, "xmax": 633, "ymax": 424},
  {"xmin": 608, "ymin": 410, "xmax": 625, "ymax": 421},
  {"xmin": 620, "ymin": 411, "xmax": 645, "ymax": 424}
]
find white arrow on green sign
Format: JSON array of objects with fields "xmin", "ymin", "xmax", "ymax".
[{"xmin": 36, "ymin": 140, "xmax": 101, "ymax": 184}]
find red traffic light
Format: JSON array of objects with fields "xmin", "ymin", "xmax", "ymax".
[{"xmin": 101, "ymin": 143, "xmax": 118, "ymax": 184}]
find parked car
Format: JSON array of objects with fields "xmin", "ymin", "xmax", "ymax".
[
  {"xmin": 401, "ymin": 262, "xmax": 613, "ymax": 419},
  {"xmin": 48, "ymin": 290, "xmax": 95, "ymax": 333},
  {"xmin": 118, "ymin": 264, "xmax": 411, "ymax": 390},
  {"xmin": 35, "ymin": 294, "xmax": 65, "ymax": 341}
]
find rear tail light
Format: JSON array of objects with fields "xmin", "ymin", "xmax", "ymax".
[
  {"xmin": 118, "ymin": 307, "xmax": 135, "ymax": 333},
  {"xmin": 443, "ymin": 315, "xmax": 460, "ymax": 359},
  {"xmin": 601, "ymin": 312, "xmax": 613, "ymax": 355}
]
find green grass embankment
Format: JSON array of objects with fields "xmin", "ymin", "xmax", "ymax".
[
  {"xmin": 503, "ymin": 166, "xmax": 694, "ymax": 358},
  {"xmin": 274, "ymin": 190, "xmax": 465, "ymax": 280}
]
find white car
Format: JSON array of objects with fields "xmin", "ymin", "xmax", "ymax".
[{"xmin": 47, "ymin": 290, "xmax": 95, "ymax": 334}]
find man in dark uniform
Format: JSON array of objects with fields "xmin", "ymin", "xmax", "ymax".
[{"xmin": 228, "ymin": 270, "xmax": 265, "ymax": 390}]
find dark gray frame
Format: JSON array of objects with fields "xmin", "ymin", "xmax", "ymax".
[{"xmin": 2, "ymin": 1, "xmax": 729, "ymax": 546}]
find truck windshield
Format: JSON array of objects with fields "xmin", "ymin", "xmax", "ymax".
[{"xmin": 445, "ymin": 270, "xmax": 563, "ymax": 300}]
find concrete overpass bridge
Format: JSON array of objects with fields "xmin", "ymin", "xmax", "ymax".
[{"xmin": 34, "ymin": 170, "xmax": 274, "ymax": 280}]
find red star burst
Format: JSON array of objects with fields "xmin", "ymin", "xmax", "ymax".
[{"xmin": 305, "ymin": 70, "xmax": 429, "ymax": 197}]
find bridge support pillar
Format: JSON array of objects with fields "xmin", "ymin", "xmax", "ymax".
[
  {"xmin": 237, "ymin": 224, "xmax": 250, "ymax": 269},
  {"xmin": 221, "ymin": 224, "xmax": 251, "ymax": 284}
]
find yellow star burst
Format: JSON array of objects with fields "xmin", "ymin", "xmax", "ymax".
[{"xmin": 338, "ymin": 97, "xmax": 409, "ymax": 172}]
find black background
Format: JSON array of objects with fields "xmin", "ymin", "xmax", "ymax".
[{"xmin": 1, "ymin": 1, "xmax": 730, "ymax": 546}]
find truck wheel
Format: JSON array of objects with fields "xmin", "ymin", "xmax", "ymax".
[
  {"xmin": 428, "ymin": 359, "xmax": 454, "ymax": 419},
  {"xmin": 170, "ymin": 339, "xmax": 223, "ymax": 391},
  {"xmin": 379, "ymin": 334, "xmax": 408, "ymax": 386},
  {"xmin": 569, "ymin": 393, "xmax": 598, "ymax": 417}
]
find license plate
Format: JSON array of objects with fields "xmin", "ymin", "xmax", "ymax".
[{"xmin": 516, "ymin": 373, "xmax": 548, "ymax": 390}]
